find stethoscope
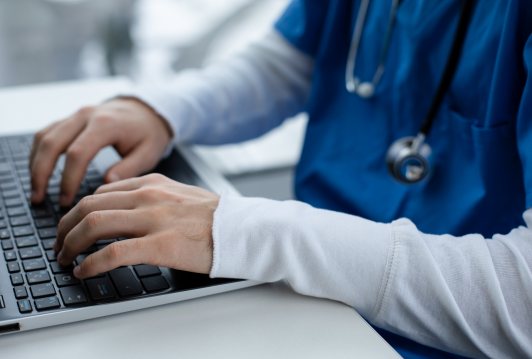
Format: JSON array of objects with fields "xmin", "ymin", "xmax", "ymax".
[{"xmin": 345, "ymin": 0, "xmax": 474, "ymax": 184}]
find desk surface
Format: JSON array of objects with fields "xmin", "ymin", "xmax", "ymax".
[{"xmin": 0, "ymin": 78, "xmax": 400, "ymax": 358}]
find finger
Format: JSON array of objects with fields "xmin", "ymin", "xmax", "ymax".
[
  {"xmin": 29, "ymin": 121, "xmax": 61, "ymax": 172},
  {"xmin": 30, "ymin": 115, "xmax": 89, "ymax": 203},
  {"xmin": 74, "ymin": 238, "xmax": 154, "ymax": 279},
  {"xmin": 94, "ymin": 177, "xmax": 145, "ymax": 195},
  {"xmin": 60, "ymin": 122, "xmax": 119, "ymax": 206},
  {"xmin": 104, "ymin": 140, "xmax": 162, "ymax": 183},
  {"xmin": 55, "ymin": 192, "xmax": 139, "ymax": 252},
  {"xmin": 57, "ymin": 210, "xmax": 148, "ymax": 266},
  {"xmin": 95, "ymin": 173, "xmax": 169, "ymax": 195}
]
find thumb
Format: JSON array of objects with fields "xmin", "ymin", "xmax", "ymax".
[{"xmin": 105, "ymin": 142, "xmax": 161, "ymax": 183}]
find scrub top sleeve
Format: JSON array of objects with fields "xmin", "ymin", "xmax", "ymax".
[
  {"xmin": 517, "ymin": 34, "xmax": 532, "ymax": 208},
  {"xmin": 274, "ymin": 0, "xmax": 330, "ymax": 56}
]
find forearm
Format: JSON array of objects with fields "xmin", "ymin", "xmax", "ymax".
[
  {"xmin": 210, "ymin": 192, "xmax": 532, "ymax": 359},
  {"xmin": 122, "ymin": 29, "xmax": 314, "ymax": 146}
]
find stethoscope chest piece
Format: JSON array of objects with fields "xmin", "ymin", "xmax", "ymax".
[{"xmin": 386, "ymin": 136, "xmax": 433, "ymax": 185}]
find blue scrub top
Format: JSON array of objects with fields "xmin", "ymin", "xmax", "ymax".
[{"xmin": 275, "ymin": 0, "xmax": 532, "ymax": 358}]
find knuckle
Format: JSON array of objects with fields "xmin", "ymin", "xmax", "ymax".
[
  {"xmin": 34, "ymin": 129, "xmax": 46, "ymax": 142},
  {"xmin": 78, "ymin": 196, "xmax": 96, "ymax": 215},
  {"xmin": 106, "ymin": 242, "xmax": 123, "ymax": 263},
  {"xmin": 83, "ymin": 253, "xmax": 95, "ymax": 272},
  {"xmin": 91, "ymin": 113, "xmax": 114, "ymax": 127},
  {"xmin": 84, "ymin": 211, "xmax": 102, "ymax": 230},
  {"xmin": 139, "ymin": 186, "xmax": 163, "ymax": 201},
  {"xmin": 145, "ymin": 173, "xmax": 166, "ymax": 183},
  {"xmin": 40, "ymin": 134, "xmax": 56, "ymax": 152},
  {"xmin": 78, "ymin": 106, "xmax": 94, "ymax": 116},
  {"xmin": 66, "ymin": 145, "xmax": 84, "ymax": 161}
]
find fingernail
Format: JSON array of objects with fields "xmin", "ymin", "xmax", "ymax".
[
  {"xmin": 109, "ymin": 172, "xmax": 121, "ymax": 182},
  {"xmin": 73, "ymin": 266, "xmax": 82, "ymax": 278},
  {"xmin": 52, "ymin": 240, "xmax": 59, "ymax": 252},
  {"xmin": 59, "ymin": 194, "xmax": 69, "ymax": 206},
  {"xmin": 57, "ymin": 251, "xmax": 64, "ymax": 264}
]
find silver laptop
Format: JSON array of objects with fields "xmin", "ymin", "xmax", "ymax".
[{"xmin": 0, "ymin": 133, "xmax": 260, "ymax": 335}]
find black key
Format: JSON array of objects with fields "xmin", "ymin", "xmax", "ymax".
[
  {"xmin": 141, "ymin": 276, "xmax": 170, "ymax": 293},
  {"xmin": 31, "ymin": 206, "xmax": 53, "ymax": 218},
  {"xmin": 77, "ymin": 186, "xmax": 89, "ymax": 196},
  {"xmin": 34, "ymin": 217, "xmax": 56, "ymax": 229},
  {"xmin": 0, "ymin": 182, "xmax": 16, "ymax": 191},
  {"xmin": 0, "ymin": 162, "xmax": 10, "ymax": 175},
  {"xmin": 87, "ymin": 272, "xmax": 106, "ymax": 279},
  {"xmin": 50, "ymin": 261, "xmax": 74, "ymax": 274},
  {"xmin": 4, "ymin": 250, "xmax": 16, "ymax": 261},
  {"xmin": 60, "ymin": 286, "xmax": 88, "ymax": 305},
  {"xmin": 38, "ymin": 227, "xmax": 57, "ymax": 239},
  {"xmin": 12, "ymin": 154, "xmax": 28, "ymax": 162},
  {"xmin": 134, "ymin": 264, "xmax": 161, "ymax": 278},
  {"xmin": 17, "ymin": 169, "xmax": 29, "ymax": 177},
  {"xmin": 48, "ymin": 195, "xmax": 60, "ymax": 204},
  {"xmin": 96, "ymin": 244, "xmax": 109, "ymax": 251},
  {"xmin": 0, "ymin": 219, "xmax": 6, "ymax": 229},
  {"xmin": 86, "ymin": 167, "xmax": 100, "ymax": 176},
  {"xmin": 23, "ymin": 258, "xmax": 46, "ymax": 271},
  {"xmin": 109, "ymin": 268, "xmax": 142, "ymax": 296},
  {"xmin": 0, "ymin": 175, "xmax": 13, "ymax": 184},
  {"xmin": 95, "ymin": 239, "xmax": 116, "ymax": 245},
  {"xmin": 7, "ymin": 261, "xmax": 20, "ymax": 273},
  {"xmin": 0, "ymin": 162, "xmax": 10, "ymax": 174},
  {"xmin": 13, "ymin": 226, "xmax": 34, "ymax": 237},
  {"xmin": 81, "ymin": 245, "xmax": 96, "ymax": 254},
  {"xmin": 22, "ymin": 183, "xmax": 31, "ymax": 192},
  {"xmin": 55, "ymin": 273, "xmax": 81, "ymax": 287},
  {"xmin": 27, "ymin": 270, "xmax": 51, "ymax": 284},
  {"xmin": 48, "ymin": 178, "xmax": 61, "ymax": 187},
  {"xmin": 11, "ymin": 273, "xmax": 24, "ymax": 286},
  {"xmin": 2, "ymin": 190, "xmax": 19, "ymax": 199},
  {"xmin": 76, "ymin": 254, "xmax": 88, "ymax": 264},
  {"xmin": 8, "ymin": 207, "xmax": 26, "ymax": 217},
  {"xmin": 0, "ymin": 229, "xmax": 10, "ymax": 239},
  {"xmin": 35, "ymin": 296, "xmax": 60, "ymax": 311},
  {"xmin": 5, "ymin": 198, "xmax": 23, "ymax": 208},
  {"xmin": 42, "ymin": 239, "xmax": 55, "ymax": 250},
  {"xmin": 47, "ymin": 186, "xmax": 60, "ymax": 196},
  {"xmin": 15, "ymin": 163, "xmax": 28, "ymax": 171},
  {"xmin": 10, "ymin": 215, "xmax": 30, "ymax": 226},
  {"xmin": 87, "ymin": 179, "xmax": 104, "ymax": 190},
  {"xmin": 16, "ymin": 235, "xmax": 38, "ymax": 248},
  {"xmin": 19, "ymin": 177, "xmax": 30, "ymax": 185},
  {"xmin": 17, "ymin": 299, "xmax": 32, "ymax": 313},
  {"xmin": 30, "ymin": 283, "xmax": 56, "ymax": 298},
  {"xmin": 14, "ymin": 286, "xmax": 28, "ymax": 299},
  {"xmin": 86, "ymin": 278, "xmax": 115, "ymax": 300},
  {"xmin": 46, "ymin": 250, "xmax": 58, "ymax": 261},
  {"xmin": 85, "ymin": 172, "xmax": 102, "ymax": 181},
  {"xmin": 19, "ymin": 246, "xmax": 42, "ymax": 259},
  {"xmin": 1, "ymin": 239, "xmax": 14, "ymax": 250}
]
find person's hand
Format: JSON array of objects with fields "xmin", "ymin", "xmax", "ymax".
[
  {"xmin": 29, "ymin": 98, "xmax": 172, "ymax": 207},
  {"xmin": 54, "ymin": 174, "xmax": 219, "ymax": 278}
]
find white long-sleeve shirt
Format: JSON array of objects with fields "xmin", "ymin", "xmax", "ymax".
[{"xmin": 124, "ymin": 30, "xmax": 532, "ymax": 359}]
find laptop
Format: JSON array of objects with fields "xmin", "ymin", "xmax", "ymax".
[{"xmin": 0, "ymin": 133, "xmax": 260, "ymax": 335}]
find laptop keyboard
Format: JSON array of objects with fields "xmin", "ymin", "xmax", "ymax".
[{"xmin": 0, "ymin": 135, "xmax": 171, "ymax": 315}]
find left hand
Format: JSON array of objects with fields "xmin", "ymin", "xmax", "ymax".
[{"xmin": 54, "ymin": 173, "xmax": 220, "ymax": 279}]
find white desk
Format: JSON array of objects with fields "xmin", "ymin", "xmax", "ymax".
[{"xmin": 0, "ymin": 78, "xmax": 400, "ymax": 358}]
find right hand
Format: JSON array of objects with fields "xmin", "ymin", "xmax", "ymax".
[{"xmin": 29, "ymin": 98, "xmax": 173, "ymax": 207}]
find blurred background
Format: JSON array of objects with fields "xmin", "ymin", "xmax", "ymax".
[{"xmin": 0, "ymin": 0, "xmax": 306, "ymax": 200}]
